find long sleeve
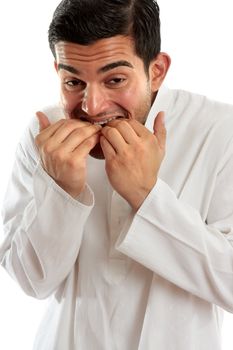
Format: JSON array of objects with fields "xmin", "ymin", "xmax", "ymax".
[
  {"xmin": 117, "ymin": 137, "xmax": 233, "ymax": 313},
  {"xmin": 0, "ymin": 126, "xmax": 94, "ymax": 299}
]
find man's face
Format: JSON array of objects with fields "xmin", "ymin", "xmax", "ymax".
[{"xmin": 55, "ymin": 35, "xmax": 157, "ymax": 158}]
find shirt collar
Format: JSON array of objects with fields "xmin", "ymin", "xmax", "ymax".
[{"xmin": 145, "ymin": 85, "xmax": 172, "ymax": 132}]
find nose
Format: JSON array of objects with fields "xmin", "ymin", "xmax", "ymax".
[{"xmin": 81, "ymin": 84, "xmax": 108, "ymax": 116}]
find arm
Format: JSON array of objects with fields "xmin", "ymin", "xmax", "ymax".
[
  {"xmin": 0, "ymin": 116, "xmax": 96, "ymax": 299},
  {"xmin": 117, "ymin": 140, "xmax": 233, "ymax": 312},
  {"xmin": 101, "ymin": 111, "xmax": 233, "ymax": 312}
]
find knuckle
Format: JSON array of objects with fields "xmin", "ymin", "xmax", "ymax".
[
  {"xmin": 135, "ymin": 140, "xmax": 146, "ymax": 154},
  {"xmin": 84, "ymin": 137, "xmax": 95, "ymax": 148},
  {"xmin": 35, "ymin": 135, "xmax": 42, "ymax": 147},
  {"xmin": 51, "ymin": 149, "xmax": 65, "ymax": 163},
  {"xmin": 105, "ymin": 127, "xmax": 116, "ymax": 138},
  {"xmin": 119, "ymin": 120, "xmax": 128, "ymax": 127},
  {"xmin": 118, "ymin": 120, "xmax": 129, "ymax": 131},
  {"xmin": 127, "ymin": 119, "xmax": 135, "ymax": 125},
  {"xmin": 42, "ymin": 142, "xmax": 53, "ymax": 155},
  {"xmin": 63, "ymin": 120, "xmax": 78, "ymax": 133},
  {"xmin": 75, "ymin": 125, "xmax": 95, "ymax": 139},
  {"xmin": 128, "ymin": 119, "xmax": 137, "ymax": 128},
  {"xmin": 121, "ymin": 146, "xmax": 131, "ymax": 159},
  {"xmin": 77, "ymin": 126, "xmax": 88, "ymax": 137},
  {"xmin": 66, "ymin": 156, "xmax": 78, "ymax": 170},
  {"xmin": 61, "ymin": 119, "xmax": 83, "ymax": 135},
  {"xmin": 87, "ymin": 124, "xmax": 100, "ymax": 134},
  {"xmin": 57, "ymin": 119, "xmax": 66, "ymax": 126}
]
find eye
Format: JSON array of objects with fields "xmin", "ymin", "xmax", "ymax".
[
  {"xmin": 64, "ymin": 79, "xmax": 85, "ymax": 90},
  {"xmin": 106, "ymin": 77, "xmax": 127, "ymax": 88}
]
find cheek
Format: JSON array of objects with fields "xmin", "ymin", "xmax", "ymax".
[
  {"xmin": 114, "ymin": 87, "xmax": 140, "ymax": 111},
  {"xmin": 116, "ymin": 84, "xmax": 150, "ymax": 112},
  {"xmin": 123, "ymin": 84, "xmax": 152, "ymax": 123},
  {"xmin": 60, "ymin": 90, "xmax": 83, "ymax": 117}
]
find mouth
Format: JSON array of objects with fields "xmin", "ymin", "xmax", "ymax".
[{"xmin": 80, "ymin": 115, "xmax": 127, "ymax": 127}]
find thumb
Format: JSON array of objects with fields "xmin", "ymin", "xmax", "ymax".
[
  {"xmin": 36, "ymin": 111, "xmax": 51, "ymax": 132},
  {"xmin": 153, "ymin": 111, "xmax": 166, "ymax": 150}
]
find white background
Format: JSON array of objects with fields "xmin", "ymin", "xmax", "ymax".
[{"xmin": 0, "ymin": 1, "xmax": 233, "ymax": 349}]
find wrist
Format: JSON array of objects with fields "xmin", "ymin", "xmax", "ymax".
[{"xmin": 128, "ymin": 178, "xmax": 157, "ymax": 211}]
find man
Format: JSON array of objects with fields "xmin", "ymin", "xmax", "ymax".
[{"xmin": 1, "ymin": 0, "xmax": 233, "ymax": 349}]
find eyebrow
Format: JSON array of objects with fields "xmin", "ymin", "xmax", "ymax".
[
  {"xmin": 57, "ymin": 63, "xmax": 79, "ymax": 74},
  {"xmin": 57, "ymin": 60, "xmax": 134, "ymax": 75},
  {"xmin": 98, "ymin": 60, "xmax": 134, "ymax": 73}
]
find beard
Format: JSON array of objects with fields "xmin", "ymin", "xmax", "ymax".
[{"xmin": 89, "ymin": 141, "xmax": 105, "ymax": 159}]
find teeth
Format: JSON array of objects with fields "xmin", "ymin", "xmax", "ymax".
[
  {"xmin": 80, "ymin": 116, "xmax": 125, "ymax": 125},
  {"xmin": 92, "ymin": 117, "xmax": 118, "ymax": 125}
]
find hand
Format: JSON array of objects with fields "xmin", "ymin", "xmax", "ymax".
[
  {"xmin": 100, "ymin": 112, "xmax": 166, "ymax": 211},
  {"xmin": 35, "ymin": 112, "xmax": 101, "ymax": 198}
]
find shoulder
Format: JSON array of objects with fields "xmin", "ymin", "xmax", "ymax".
[
  {"xmin": 168, "ymin": 88, "xmax": 233, "ymax": 142},
  {"xmin": 171, "ymin": 88, "xmax": 233, "ymax": 122}
]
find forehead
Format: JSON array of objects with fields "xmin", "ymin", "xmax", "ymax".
[{"xmin": 55, "ymin": 35, "xmax": 141, "ymax": 68}]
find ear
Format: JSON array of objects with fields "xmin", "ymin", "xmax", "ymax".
[{"xmin": 149, "ymin": 53, "xmax": 171, "ymax": 92}]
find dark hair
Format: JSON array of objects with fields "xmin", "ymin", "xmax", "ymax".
[{"xmin": 48, "ymin": 0, "xmax": 161, "ymax": 70}]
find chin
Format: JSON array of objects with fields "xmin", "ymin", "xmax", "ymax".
[{"xmin": 89, "ymin": 142, "xmax": 105, "ymax": 159}]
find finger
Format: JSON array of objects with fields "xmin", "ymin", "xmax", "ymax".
[
  {"xmin": 47, "ymin": 119, "xmax": 91, "ymax": 145},
  {"xmin": 60, "ymin": 124, "xmax": 102, "ymax": 152},
  {"xmin": 36, "ymin": 111, "xmax": 51, "ymax": 132},
  {"xmin": 36, "ymin": 120, "xmax": 67, "ymax": 148},
  {"xmin": 73, "ymin": 133, "xmax": 101, "ymax": 158},
  {"xmin": 126, "ymin": 119, "xmax": 150, "ymax": 137},
  {"xmin": 100, "ymin": 135, "xmax": 116, "ymax": 160},
  {"xmin": 37, "ymin": 118, "xmax": 89, "ymax": 145},
  {"xmin": 106, "ymin": 119, "xmax": 138, "ymax": 144},
  {"xmin": 153, "ymin": 111, "xmax": 166, "ymax": 150},
  {"xmin": 101, "ymin": 126, "xmax": 126, "ymax": 153}
]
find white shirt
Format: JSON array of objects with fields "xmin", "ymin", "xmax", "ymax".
[{"xmin": 1, "ymin": 86, "xmax": 233, "ymax": 349}]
